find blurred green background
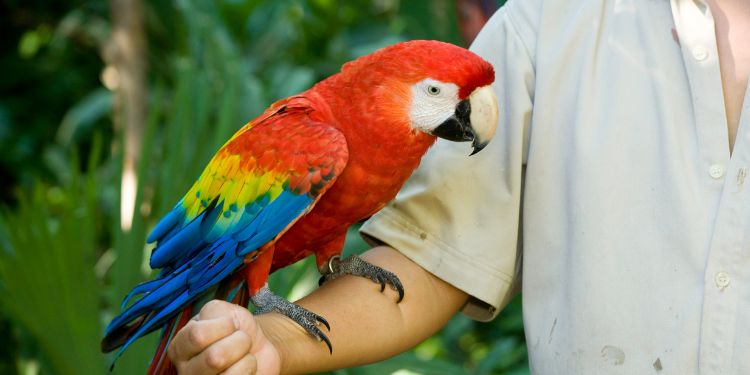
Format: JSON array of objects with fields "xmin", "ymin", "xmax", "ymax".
[{"xmin": 0, "ymin": 0, "xmax": 526, "ymax": 374}]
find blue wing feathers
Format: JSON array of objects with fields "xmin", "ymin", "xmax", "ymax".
[
  {"xmin": 199, "ymin": 198, "xmax": 225, "ymax": 241},
  {"xmin": 238, "ymin": 193, "xmax": 312, "ymax": 254},
  {"xmin": 149, "ymin": 215, "xmax": 205, "ymax": 269},
  {"xmin": 120, "ymin": 277, "xmax": 167, "ymax": 310},
  {"xmin": 105, "ymin": 189, "xmax": 315, "ymax": 357},
  {"xmin": 146, "ymin": 202, "xmax": 184, "ymax": 243}
]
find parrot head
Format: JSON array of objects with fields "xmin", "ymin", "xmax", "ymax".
[{"xmin": 345, "ymin": 40, "xmax": 499, "ymax": 155}]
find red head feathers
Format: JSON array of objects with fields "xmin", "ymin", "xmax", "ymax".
[{"xmin": 340, "ymin": 40, "xmax": 495, "ymax": 100}]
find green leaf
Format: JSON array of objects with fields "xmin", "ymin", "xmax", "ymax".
[{"xmin": 56, "ymin": 88, "xmax": 113, "ymax": 146}]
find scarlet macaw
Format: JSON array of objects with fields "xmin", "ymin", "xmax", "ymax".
[{"xmin": 102, "ymin": 40, "xmax": 498, "ymax": 374}]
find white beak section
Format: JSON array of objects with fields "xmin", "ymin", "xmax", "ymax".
[{"xmin": 469, "ymin": 85, "xmax": 499, "ymax": 147}]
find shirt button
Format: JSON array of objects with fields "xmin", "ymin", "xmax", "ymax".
[
  {"xmin": 693, "ymin": 46, "xmax": 709, "ymax": 61},
  {"xmin": 708, "ymin": 164, "xmax": 725, "ymax": 179},
  {"xmin": 715, "ymin": 272, "xmax": 730, "ymax": 289}
]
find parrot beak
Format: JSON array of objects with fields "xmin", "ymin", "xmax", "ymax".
[{"xmin": 431, "ymin": 85, "xmax": 499, "ymax": 155}]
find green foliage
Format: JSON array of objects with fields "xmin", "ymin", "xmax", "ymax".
[
  {"xmin": 0, "ymin": 1, "xmax": 109, "ymax": 203},
  {"xmin": 0, "ymin": 140, "xmax": 105, "ymax": 375},
  {"xmin": 0, "ymin": 1, "xmax": 526, "ymax": 374}
]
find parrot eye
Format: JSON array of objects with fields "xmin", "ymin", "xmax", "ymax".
[{"xmin": 409, "ymin": 78, "xmax": 459, "ymax": 133}]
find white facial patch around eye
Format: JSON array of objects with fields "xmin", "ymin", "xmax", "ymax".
[{"xmin": 409, "ymin": 79, "xmax": 460, "ymax": 133}]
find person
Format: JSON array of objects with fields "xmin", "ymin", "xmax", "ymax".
[{"xmin": 166, "ymin": 0, "xmax": 750, "ymax": 373}]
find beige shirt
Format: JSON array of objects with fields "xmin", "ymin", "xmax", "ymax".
[{"xmin": 360, "ymin": 0, "xmax": 750, "ymax": 373}]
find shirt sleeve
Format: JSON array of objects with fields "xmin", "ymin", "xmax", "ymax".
[{"xmin": 359, "ymin": 0, "xmax": 538, "ymax": 321}]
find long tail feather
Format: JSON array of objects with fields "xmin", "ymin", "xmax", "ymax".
[
  {"xmin": 147, "ymin": 304, "xmax": 194, "ymax": 375},
  {"xmin": 145, "ymin": 272, "xmax": 248, "ymax": 375}
]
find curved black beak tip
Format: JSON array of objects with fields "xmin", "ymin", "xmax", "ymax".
[{"xmin": 470, "ymin": 140, "xmax": 488, "ymax": 156}]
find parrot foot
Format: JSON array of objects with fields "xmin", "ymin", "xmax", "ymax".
[
  {"xmin": 250, "ymin": 285, "xmax": 332, "ymax": 354},
  {"xmin": 319, "ymin": 254, "xmax": 404, "ymax": 302}
]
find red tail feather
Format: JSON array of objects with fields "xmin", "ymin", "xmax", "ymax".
[{"xmin": 147, "ymin": 304, "xmax": 194, "ymax": 375}]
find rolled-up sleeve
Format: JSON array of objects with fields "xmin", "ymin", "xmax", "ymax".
[{"xmin": 360, "ymin": 0, "xmax": 538, "ymax": 321}]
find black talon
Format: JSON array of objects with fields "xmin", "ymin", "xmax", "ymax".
[
  {"xmin": 316, "ymin": 315, "xmax": 331, "ymax": 331},
  {"xmin": 308, "ymin": 324, "xmax": 333, "ymax": 354},
  {"xmin": 377, "ymin": 274, "xmax": 386, "ymax": 292},
  {"xmin": 320, "ymin": 332, "xmax": 333, "ymax": 354}
]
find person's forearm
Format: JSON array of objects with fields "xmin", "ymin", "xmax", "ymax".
[{"xmin": 256, "ymin": 246, "xmax": 469, "ymax": 374}]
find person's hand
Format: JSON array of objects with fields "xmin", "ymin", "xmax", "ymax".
[{"xmin": 168, "ymin": 300, "xmax": 282, "ymax": 375}]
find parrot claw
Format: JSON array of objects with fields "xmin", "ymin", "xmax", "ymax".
[
  {"xmin": 315, "ymin": 314, "xmax": 331, "ymax": 331},
  {"xmin": 320, "ymin": 255, "xmax": 405, "ymax": 303},
  {"xmin": 251, "ymin": 285, "xmax": 333, "ymax": 354}
]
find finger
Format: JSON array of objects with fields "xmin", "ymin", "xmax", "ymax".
[
  {"xmin": 219, "ymin": 354, "xmax": 258, "ymax": 375},
  {"xmin": 198, "ymin": 300, "xmax": 244, "ymax": 321},
  {"xmin": 199, "ymin": 300, "xmax": 258, "ymax": 338},
  {"xmin": 185, "ymin": 330, "xmax": 252, "ymax": 374},
  {"xmin": 168, "ymin": 316, "xmax": 237, "ymax": 362}
]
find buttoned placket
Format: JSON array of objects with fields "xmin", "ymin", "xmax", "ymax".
[{"xmin": 671, "ymin": 0, "xmax": 750, "ymax": 373}]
